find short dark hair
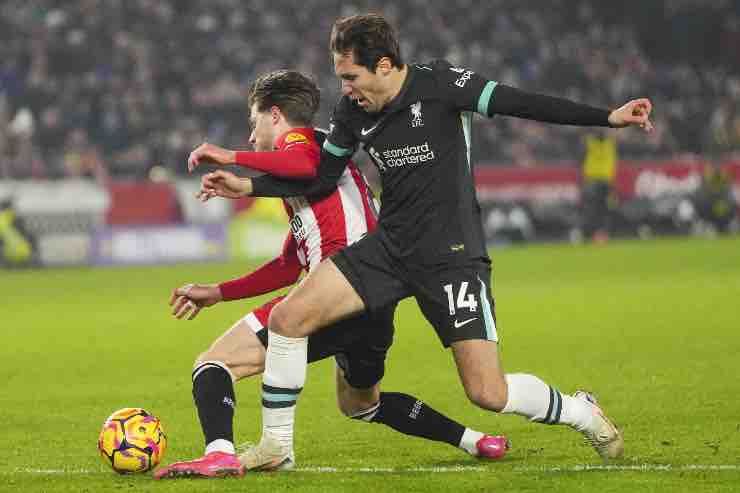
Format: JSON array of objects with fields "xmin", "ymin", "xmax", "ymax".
[
  {"xmin": 247, "ymin": 70, "xmax": 320, "ymax": 126},
  {"xmin": 329, "ymin": 13, "xmax": 403, "ymax": 72}
]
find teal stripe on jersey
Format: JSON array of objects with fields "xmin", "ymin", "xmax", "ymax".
[
  {"xmin": 478, "ymin": 276, "xmax": 498, "ymax": 342},
  {"xmin": 262, "ymin": 392, "xmax": 299, "ymax": 403},
  {"xmin": 477, "ymin": 81, "xmax": 498, "ymax": 115},
  {"xmin": 323, "ymin": 140, "xmax": 353, "ymax": 157}
]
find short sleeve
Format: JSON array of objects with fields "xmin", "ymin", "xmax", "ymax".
[{"xmin": 428, "ymin": 59, "xmax": 498, "ymax": 116}]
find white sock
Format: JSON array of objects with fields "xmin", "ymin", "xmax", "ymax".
[
  {"xmin": 205, "ymin": 439, "xmax": 235, "ymax": 455},
  {"xmin": 501, "ymin": 373, "xmax": 592, "ymax": 430},
  {"xmin": 459, "ymin": 428, "xmax": 485, "ymax": 456},
  {"xmin": 261, "ymin": 331, "xmax": 308, "ymax": 451},
  {"xmin": 262, "ymin": 406, "xmax": 296, "ymax": 451}
]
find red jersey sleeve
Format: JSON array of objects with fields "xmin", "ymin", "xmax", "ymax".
[
  {"xmin": 234, "ymin": 129, "xmax": 319, "ymax": 179},
  {"xmin": 218, "ymin": 233, "xmax": 302, "ymax": 301}
]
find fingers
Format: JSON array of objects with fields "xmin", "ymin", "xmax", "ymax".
[
  {"xmin": 187, "ymin": 305, "xmax": 202, "ymax": 320},
  {"xmin": 169, "ymin": 284, "xmax": 192, "ymax": 306},
  {"xmin": 195, "ymin": 188, "xmax": 217, "ymax": 202},
  {"xmin": 188, "ymin": 145, "xmax": 206, "ymax": 173},
  {"xmin": 173, "ymin": 297, "xmax": 199, "ymax": 320},
  {"xmin": 171, "ymin": 295, "xmax": 190, "ymax": 318},
  {"xmin": 188, "ymin": 143, "xmax": 212, "ymax": 173},
  {"xmin": 617, "ymin": 99, "xmax": 653, "ymax": 132},
  {"xmin": 187, "ymin": 151, "xmax": 199, "ymax": 173},
  {"xmin": 631, "ymin": 99, "xmax": 653, "ymax": 133},
  {"xmin": 632, "ymin": 98, "xmax": 652, "ymax": 114}
]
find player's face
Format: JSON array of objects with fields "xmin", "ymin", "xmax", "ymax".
[
  {"xmin": 249, "ymin": 103, "xmax": 277, "ymax": 151},
  {"xmin": 334, "ymin": 52, "xmax": 387, "ymax": 113}
]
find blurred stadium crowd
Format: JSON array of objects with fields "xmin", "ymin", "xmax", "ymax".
[{"xmin": 1, "ymin": 0, "xmax": 739, "ymax": 180}]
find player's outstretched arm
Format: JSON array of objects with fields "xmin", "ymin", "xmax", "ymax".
[
  {"xmin": 218, "ymin": 234, "xmax": 302, "ymax": 302},
  {"xmin": 169, "ymin": 234, "xmax": 302, "ymax": 321},
  {"xmin": 488, "ymin": 85, "xmax": 653, "ymax": 131},
  {"xmin": 250, "ymin": 146, "xmax": 350, "ymax": 198},
  {"xmin": 188, "ymin": 142, "xmax": 319, "ymax": 178}
]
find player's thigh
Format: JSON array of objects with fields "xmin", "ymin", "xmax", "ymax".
[
  {"xmin": 196, "ymin": 299, "xmax": 284, "ymax": 381},
  {"xmin": 411, "ymin": 260, "xmax": 499, "ymax": 348},
  {"xmin": 269, "ymin": 258, "xmax": 366, "ymax": 338},
  {"xmin": 196, "ymin": 319, "xmax": 265, "ymax": 381}
]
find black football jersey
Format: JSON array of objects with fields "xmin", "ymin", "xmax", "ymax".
[{"xmin": 326, "ymin": 60, "xmax": 497, "ymax": 263}]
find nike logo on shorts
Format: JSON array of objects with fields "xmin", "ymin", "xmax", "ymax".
[{"xmin": 454, "ymin": 318, "xmax": 478, "ymax": 329}]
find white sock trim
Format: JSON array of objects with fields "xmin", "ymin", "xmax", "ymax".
[
  {"xmin": 205, "ymin": 439, "xmax": 235, "ymax": 455},
  {"xmin": 193, "ymin": 360, "xmax": 236, "ymax": 383},
  {"xmin": 459, "ymin": 428, "xmax": 485, "ymax": 456},
  {"xmin": 348, "ymin": 402, "xmax": 381, "ymax": 422},
  {"xmin": 243, "ymin": 312, "xmax": 263, "ymax": 333}
]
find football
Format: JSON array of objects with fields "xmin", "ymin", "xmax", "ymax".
[{"xmin": 98, "ymin": 408, "xmax": 167, "ymax": 474}]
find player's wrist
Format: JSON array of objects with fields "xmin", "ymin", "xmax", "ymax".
[
  {"xmin": 607, "ymin": 110, "xmax": 621, "ymax": 128},
  {"xmin": 213, "ymin": 284, "xmax": 226, "ymax": 302},
  {"xmin": 239, "ymin": 178, "xmax": 253, "ymax": 196}
]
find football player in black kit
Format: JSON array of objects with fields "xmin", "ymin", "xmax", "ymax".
[{"xmin": 198, "ymin": 13, "xmax": 653, "ymax": 467}]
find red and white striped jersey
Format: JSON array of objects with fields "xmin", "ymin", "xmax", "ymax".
[
  {"xmin": 218, "ymin": 127, "xmax": 378, "ymax": 303},
  {"xmin": 277, "ymin": 128, "xmax": 378, "ymax": 271}
]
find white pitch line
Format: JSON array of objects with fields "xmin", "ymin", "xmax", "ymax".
[
  {"xmin": 7, "ymin": 464, "xmax": 740, "ymax": 475},
  {"xmin": 512, "ymin": 464, "xmax": 740, "ymax": 473}
]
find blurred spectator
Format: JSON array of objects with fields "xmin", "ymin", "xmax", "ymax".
[
  {"xmin": 62, "ymin": 127, "xmax": 108, "ymax": 183},
  {"xmin": 0, "ymin": 0, "xmax": 738, "ymax": 179},
  {"xmin": 580, "ymin": 130, "xmax": 618, "ymax": 241},
  {"xmin": 693, "ymin": 163, "xmax": 738, "ymax": 233}
]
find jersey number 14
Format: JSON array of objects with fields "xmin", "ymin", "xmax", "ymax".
[{"xmin": 443, "ymin": 282, "xmax": 478, "ymax": 315}]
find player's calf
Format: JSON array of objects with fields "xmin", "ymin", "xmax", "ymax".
[{"xmin": 346, "ymin": 391, "xmax": 510, "ymax": 460}]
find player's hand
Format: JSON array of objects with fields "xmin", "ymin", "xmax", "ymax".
[
  {"xmin": 608, "ymin": 98, "xmax": 654, "ymax": 132},
  {"xmin": 169, "ymin": 283, "xmax": 223, "ymax": 320},
  {"xmin": 196, "ymin": 170, "xmax": 252, "ymax": 202},
  {"xmin": 188, "ymin": 143, "xmax": 236, "ymax": 172}
]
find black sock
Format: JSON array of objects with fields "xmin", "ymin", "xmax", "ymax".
[
  {"xmin": 369, "ymin": 392, "xmax": 465, "ymax": 448},
  {"xmin": 191, "ymin": 362, "xmax": 236, "ymax": 446}
]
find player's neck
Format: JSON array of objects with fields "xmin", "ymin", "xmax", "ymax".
[
  {"xmin": 270, "ymin": 121, "xmax": 295, "ymax": 149},
  {"xmin": 381, "ymin": 64, "xmax": 408, "ymax": 109}
]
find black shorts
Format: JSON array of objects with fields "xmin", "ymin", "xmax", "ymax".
[
  {"xmin": 332, "ymin": 231, "xmax": 498, "ymax": 348},
  {"xmin": 250, "ymin": 298, "xmax": 394, "ymax": 389}
]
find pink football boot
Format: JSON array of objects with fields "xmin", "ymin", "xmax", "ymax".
[
  {"xmin": 153, "ymin": 451, "xmax": 245, "ymax": 479},
  {"xmin": 475, "ymin": 435, "xmax": 510, "ymax": 459}
]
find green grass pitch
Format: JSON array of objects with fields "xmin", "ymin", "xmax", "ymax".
[{"xmin": 2, "ymin": 236, "xmax": 740, "ymax": 492}]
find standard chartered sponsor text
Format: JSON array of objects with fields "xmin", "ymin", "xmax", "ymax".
[{"xmin": 381, "ymin": 142, "xmax": 435, "ymax": 168}]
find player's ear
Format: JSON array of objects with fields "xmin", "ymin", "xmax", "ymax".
[
  {"xmin": 376, "ymin": 57, "xmax": 392, "ymax": 76},
  {"xmin": 270, "ymin": 106, "xmax": 282, "ymax": 125}
]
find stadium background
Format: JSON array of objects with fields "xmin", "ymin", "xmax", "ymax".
[
  {"xmin": 1, "ymin": 0, "xmax": 738, "ymax": 266},
  {"xmin": 2, "ymin": 2, "xmax": 740, "ymax": 492}
]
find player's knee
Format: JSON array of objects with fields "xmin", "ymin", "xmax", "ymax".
[
  {"xmin": 464, "ymin": 381, "xmax": 508, "ymax": 412},
  {"xmin": 268, "ymin": 301, "xmax": 314, "ymax": 338},
  {"xmin": 194, "ymin": 350, "xmax": 216, "ymax": 368}
]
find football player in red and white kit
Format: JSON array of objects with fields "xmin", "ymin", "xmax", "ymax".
[{"xmin": 153, "ymin": 70, "xmax": 507, "ymax": 480}]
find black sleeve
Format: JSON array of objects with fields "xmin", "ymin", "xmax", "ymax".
[
  {"xmin": 251, "ymin": 149, "xmax": 349, "ymax": 198},
  {"xmin": 488, "ymin": 84, "xmax": 612, "ymax": 127}
]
